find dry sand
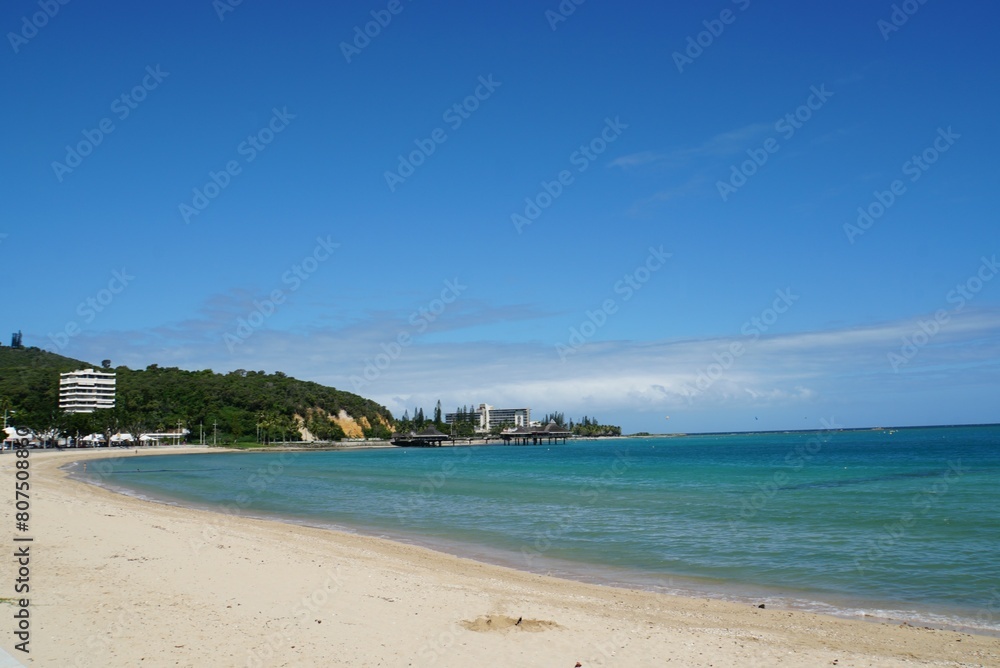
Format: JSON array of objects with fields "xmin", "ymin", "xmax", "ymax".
[{"xmin": 1, "ymin": 447, "xmax": 997, "ymax": 667}]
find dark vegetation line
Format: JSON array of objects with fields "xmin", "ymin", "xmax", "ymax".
[
  {"xmin": 0, "ymin": 343, "xmax": 619, "ymax": 444},
  {"xmin": 0, "ymin": 345, "xmax": 393, "ymax": 443}
]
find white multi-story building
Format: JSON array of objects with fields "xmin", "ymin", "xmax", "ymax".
[
  {"xmin": 445, "ymin": 404, "xmax": 530, "ymax": 432},
  {"xmin": 59, "ymin": 369, "xmax": 116, "ymax": 413}
]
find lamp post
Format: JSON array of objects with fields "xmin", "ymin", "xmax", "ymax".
[{"xmin": 1, "ymin": 397, "xmax": 12, "ymax": 430}]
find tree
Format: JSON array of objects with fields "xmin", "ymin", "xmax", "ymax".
[
  {"xmin": 120, "ymin": 409, "xmax": 148, "ymax": 445},
  {"xmin": 542, "ymin": 411, "xmax": 566, "ymax": 427},
  {"xmin": 489, "ymin": 421, "xmax": 514, "ymax": 436},
  {"xmin": 0, "ymin": 346, "xmax": 397, "ymax": 445},
  {"xmin": 257, "ymin": 412, "xmax": 269, "ymax": 444},
  {"xmin": 365, "ymin": 421, "xmax": 392, "ymax": 440},
  {"xmin": 65, "ymin": 411, "xmax": 97, "ymax": 443},
  {"xmin": 226, "ymin": 410, "xmax": 244, "ymax": 443},
  {"xmin": 394, "ymin": 415, "xmax": 413, "ymax": 434},
  {"xmin": 449, "ymin": 405, "xmax": 477, "ymax": 437},
  {"xmin": 570, "ymin": 416, "xmax": 621, "ymax": 437},
  {"xmin": 10, "ymin": 331, "xmax": 22, "ymax": 348},
  {"xmin": 102, "ymin": 359, "xmax": 112, "ymax": 369},
  {"xmin": 274, "ymin": 414, "xmax": 297, "ymax": 442},
  {"xmin": 433, "ymin": 400, "xmax": 442, "ymax": 426}
]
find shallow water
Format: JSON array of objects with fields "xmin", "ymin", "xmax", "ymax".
[{"xmin": 74, "ymin": 424, "xmax": 1000, "ymax": 633}]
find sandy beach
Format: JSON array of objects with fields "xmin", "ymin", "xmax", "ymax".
[{"xmin": 1, "ymin": 447, "xmax": 997, "ymax": 667}]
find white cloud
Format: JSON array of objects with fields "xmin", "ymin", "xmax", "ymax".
[
  {"xmin": 608, "ymin": 150, "xmax": 665, "ymax": 169},
  {"xmin": 44, "ymin": 303, "xmax": 1000, "ymax": 431},
  {"xmin": 612, "ymin": 123, "xmax": 775, "ymax": 211},
  {"xmin": 611, "ymin": 122, "xmax": 773, "ymax": 172}
]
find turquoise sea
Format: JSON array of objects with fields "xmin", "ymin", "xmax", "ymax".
[{"xmin": 73, "ymin": 424, "xmax": 1000, "ymax": 633}]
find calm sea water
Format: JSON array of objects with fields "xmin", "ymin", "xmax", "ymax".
[{"xmin": 73, "ymin": 425, "xmax": 1000, "ymax": 632}]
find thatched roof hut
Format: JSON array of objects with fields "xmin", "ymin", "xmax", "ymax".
[
  {"xmin": 500, "ymin": 421, "xmax": 572, "ymax": 445},
  {"xmin": 391, "ymin": 425, "xmax": 451, "ymax": 447}
]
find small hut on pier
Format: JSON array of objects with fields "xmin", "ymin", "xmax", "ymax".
[
  {"xmin": 391, "ymin": 425, "xmax": 451, "ymax": 447},
  {"xmin": 500, "ymin": 421, "xmax": 572, "ymax": 445}
]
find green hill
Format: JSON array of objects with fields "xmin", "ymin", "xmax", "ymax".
[
  {"xmin": 0, "ymin": 346, "xmax": 394, "ymax": 442},
  {"xmin": 0, "ymin": 346, "xmax": 86, "ymax": 423}
]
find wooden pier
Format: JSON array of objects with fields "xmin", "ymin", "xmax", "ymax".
[
  {"xmin": 390, "ymin": 425, "xmax": 451, "ymax": 447},
  {"xmin": 499, "ymin": 422, "xmax": 572, "ymax": 445}
]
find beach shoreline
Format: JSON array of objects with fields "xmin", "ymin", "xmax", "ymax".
[
  {"xmin": 2, "ymin": 446, "xmax": 997, "ymax": 667},
  {"xmin": 66, "ymin": 447, "xmax": 996, "ymax": 639}
]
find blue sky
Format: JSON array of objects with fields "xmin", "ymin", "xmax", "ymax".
[{"xmin": 4, "ymin": 0, "xmax": 999, "ymax": 433}]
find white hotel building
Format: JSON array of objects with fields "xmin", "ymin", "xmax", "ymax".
[
  {"xmin": 59, "ymin": 369, "xmax": 116, "ymax": 413},
  {"xmin": 445, "ymin": 404, "xmax": 530, "ymax": 433}
]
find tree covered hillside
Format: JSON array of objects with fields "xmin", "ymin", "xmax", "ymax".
[
  {"xmin": 0, "ymin": 345, "xmax": 86, "ymax": 423},
  {"xmin": 0, "ymin": 346, "xmax": 394, "ymax": 442}
]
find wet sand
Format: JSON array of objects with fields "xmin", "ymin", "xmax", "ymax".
[{"xmin": 1, "ymin": 447, "xmax": 996, "ymax": 667}]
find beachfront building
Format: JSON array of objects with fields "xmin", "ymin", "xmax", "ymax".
[
  {"xmin": 59, "ymin": 369, "xmax": 116, "ymax": 413},
  {"xmin": 445, "ymin": 404, "xmax": 530, "ymax": 433}
]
